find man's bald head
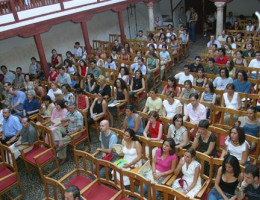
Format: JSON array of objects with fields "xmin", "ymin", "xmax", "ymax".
[{"xmin": 100, "ymin": 120, "xmax": 110, "ymax": 133}]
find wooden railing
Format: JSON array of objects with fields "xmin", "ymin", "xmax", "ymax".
[{"xmin": 0, "ymin": 0, "xmax": 11, "ymax": 14}]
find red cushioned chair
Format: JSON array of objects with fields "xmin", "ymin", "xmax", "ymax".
[
  {"xmin": 0, "ymin": 143, "xmax": 25, "ymax": 199},
  {"xmin": 43, "ymin": 149, "xmax": 97, "ymax": 200},
  {"xmin": 19, "ymin": 123, "xmax": 59, "ymax": 182},
  {"xmin": 81, "ymin": 158, "xmax": 122, "ymax": 200}
]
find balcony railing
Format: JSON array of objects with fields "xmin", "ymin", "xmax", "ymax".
[{"xmin": 0, "ymin": 0, "xmax": 112, "ymax": 27}]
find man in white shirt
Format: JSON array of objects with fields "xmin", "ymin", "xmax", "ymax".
[
  {"xmin": 174, "ymin": 65, "xmax": 194, "ymax": 84},
  {"xmin": 207, "ymin": 35, "xmax": 221, "ymax": 48},
  {"xmin": 248, "ymin": 51, "xmax": 260, "ymax": 79},
  {"xmin": 73, "ymin": 42, "xmax": 83, "ymax": 58},
  {"xmin": 217, "ymin": 30, "xmax": 227, "ymax": 42}
]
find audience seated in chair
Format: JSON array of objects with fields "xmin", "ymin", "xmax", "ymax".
[
  {"xmin": 54, "ymin": 103, "xmax": 83, "ymax": 165},
  {"xmin": 1, "ymin": 108, "xmax": 22, "ymax": 145},
  {"xmin": 9, "ymin": 117, "xmax": 37, "ymax": 160},
  {"xmin": 184, "ymin": 93, "xmax": 206, "ymax": 125},
  {"xmin": 172, "ymin": 148, "xmax": 202, "ymax": 198},
  {"xmin": 238, "ymin": 164, "xmax": 260, "ymax": 200},
  {"xmin": 57, "ymin": 67, "xmax": 72, "ymax": 86},
  {"xmin": 220, "ymin": 126, "xmax": 250, "ymax": 166},
  {"xmin": 174, "ymin": 64, "xmax": 194, "ymax": 84},
  {"xmin": 167, "ymin": 114, "xmax": 189, "ymax": 149},
  {"xmin": 123, "ymin": 104, "xmax": 144, "ymax": 136},
  {"xmin": 9, "ymin": 87, "xmax": 26, "ymax": 116},
  {"xmin": 207, "ymin": 155, "xmax": 242, "ymax": 200},
  {"xmin": 143, "ymin": 88, "xmax": 163, "ymax": 116},
  {"xmin": 95, "ymin": 120, "xmax": 119, "ymax": 178}
]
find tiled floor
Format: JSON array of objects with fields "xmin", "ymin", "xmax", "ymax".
[{"xmin": 2, "ymin": 34, "xmax": 208, "ymax": 200}]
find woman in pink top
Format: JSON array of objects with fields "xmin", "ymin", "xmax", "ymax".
[
  {"xmin": 142, "ymin": 138, "xmax": 177, "ymax": 195},
  {"xmin": 49, "ymin": 100, "xmax": 68, "ymax": 133}
]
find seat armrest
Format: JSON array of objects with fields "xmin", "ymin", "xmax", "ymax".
[{"xmin": 165, "ymin": 174, "xmax": 177, "ymax": 186}]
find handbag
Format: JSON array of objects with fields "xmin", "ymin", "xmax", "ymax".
[{"xmin": 178, "ymin": 178, "xmax": 188, "ymax": 190}]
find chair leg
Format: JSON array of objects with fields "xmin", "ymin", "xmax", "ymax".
[{"xmin": 23, "ymin": 160, "xmax": 31, "ymax": 174}]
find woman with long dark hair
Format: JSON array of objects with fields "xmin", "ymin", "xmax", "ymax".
[{"xmin": 207, "ymin": 155, "xmax": 242, "ymax": 200}]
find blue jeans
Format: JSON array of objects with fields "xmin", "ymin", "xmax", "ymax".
[
  {"xmin": 207, "ymin": 188, "xmax": 233, "ymax": 200},
  {"xmin": 189, "ymin": 23, "xmax": 196, "ymax": 42}
]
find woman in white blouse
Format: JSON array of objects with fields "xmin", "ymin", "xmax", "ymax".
[
  {"xmin": 221, "ymin": 83, "xmax": 241, "ymax": 125},
  {"xmin": 162, "ymin": 91, "xmax": 182, "ymax": 119},
  {"xmin": 167, "ymin": 114, "xmax": 189, "ymax": 149},
  {"xmin": 220, "ymin": 126, "xmax": 250, "ymax": 166}
]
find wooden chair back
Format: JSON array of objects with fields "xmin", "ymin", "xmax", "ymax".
[
  {"xmin": 212, "ymin": 106, "xmax": 240, "ymax": 129},
  {"xmin": 208, "ymin": 125, "xmax": 229, "ymax": 154},
  {"xmin": 74, "ymin": 150, "xmax": 97, "ymax": 180},
  {"xmin": 120, "ymin": 169, "xmax": 152, "ymax": 200},
  {"xmin": 152, "ymin": 184, "xmax": 190, "ymax": 200}
]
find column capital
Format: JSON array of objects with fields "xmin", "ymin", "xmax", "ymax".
[{"xmin": 214, "ymin": 2, "xmax": 226, "ymax": 9}]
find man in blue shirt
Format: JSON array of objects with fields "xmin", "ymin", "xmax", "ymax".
[
  {"xmin": 9, "ymin": 87, "xmax": 26, "ymax": 114},
  {"xmin": 131, "ymin": 57, "xmax": 147, "ymax": 75},
  {"xmin": 1, "ymin": 108, "xmax": 22, "ymax": 145},
  {"xmin": 233, "ymin": 70, "xmax": 251, "ymax": 94}
]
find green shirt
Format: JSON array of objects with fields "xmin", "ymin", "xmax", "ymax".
[
  {"xmin": 20, "ymin": 124, "xmax": 36, "ymax": 144},
  {"xmin": 205, "ymin": 65, "xmax": 219, "ymax": 75},
  {"xmin": 89, "ymin": 67, "xmax": 102, "ymax": 79},
  {"xmin": 243, "ymin": 50, "xmax": 256, "ymax": 58}
]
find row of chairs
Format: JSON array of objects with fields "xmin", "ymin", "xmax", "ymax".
[
  {"xmin": 42, "ymin": 149, "xmax": 198, "ymax": 200},
  {"xmin": 136, "ymin": 109, "xmax": 260, "ymax": 165}
]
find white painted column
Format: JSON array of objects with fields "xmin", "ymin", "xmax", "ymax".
[
  {"xmin": 147, "ymin": 2, "xmax": 154, "ymax": 30},
  {"xmin": 215, "ymin": 2, "xmax": 226, "ymax": 38}
]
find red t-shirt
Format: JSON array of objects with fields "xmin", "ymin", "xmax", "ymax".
[
  {"xmin": 215, "ymin": 56, "xmax": 229, "ymax": 65},
  {"xmin": 149, "ymin": 121, "xmax": 163, "ymax": 139},
  {"xmin": 49, "ymin": 71, "xmax": 59, "ymax": 81}
]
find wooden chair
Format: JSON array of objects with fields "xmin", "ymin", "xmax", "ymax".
[
  {"xmin": 166, "ymin": 149, "xmax": 213, "ymax": 199},
  {"xmin": 212, "ymin": 106, "xmax": 240, "ymax": 129},
  {"xmin": 183, "ymin": 121, "xmax": 198, "ymax": 142},
  {"xmin": 136, "ymin": 111, "xmax": 150, "ymax": 129},
  {"xmin": 119, "ymin": 169, "xmax": 152, "ymax": 200},
  {"xmin": 0, "ymin": 144, "xmax": 25, "ymax": 200},
  {"xmin": 129, "ymin": 73, "xmax": 148, "ymax": 111},
  {"xmin": 19, "ymin": 123, "xmax": 59, "ymax": 181},
  {"xmin": 82, "ymin": 158, "xmax": 122, "ymax": 199},
  {"xmin": 208, "ymin": 125, "xmax": 229, "ymax": 157},
  {"xmin": 43, "ymin": 149, "xmax": 96, "ymax": 200},
  {"xmin": 68, "ymin": 109, "xmax": 91, "ymax": 152},
  {"xmin": 159, "ymin": 116, "xmax": 172, "ymax": 139},
  {"xmin": 109, "ymin": 34, "xmax": 121, "ymax": 43},
  {"xmin": 245, "ymin": 134, "xmax": 260, "ymax": 165},
  {"xmin": 239, "ymin": 93, "xmax": 258, "ymax": 110},
  {"xmin": 89, "ymin": 104, "xmax": 110, "ymax": 140},
  {"xmin": 114, "ymin": 90, "xmax": 129, "ymax": 127},
  {"xmin": 152, "ymin": 184, "xmax": 190, "ymax": 200}
]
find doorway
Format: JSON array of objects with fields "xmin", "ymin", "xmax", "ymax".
[{"xmin": 185, "ymin": 0, "xmax": 216, "ymax": 33}]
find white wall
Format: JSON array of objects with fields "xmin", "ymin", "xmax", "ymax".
[
  {"xmin": 0, "ymin": 1, "xmax": 163, "ymax": 73},
  {"xmin": 226, "ymin": 0, "xmax": 260, "ymax": 16}
]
